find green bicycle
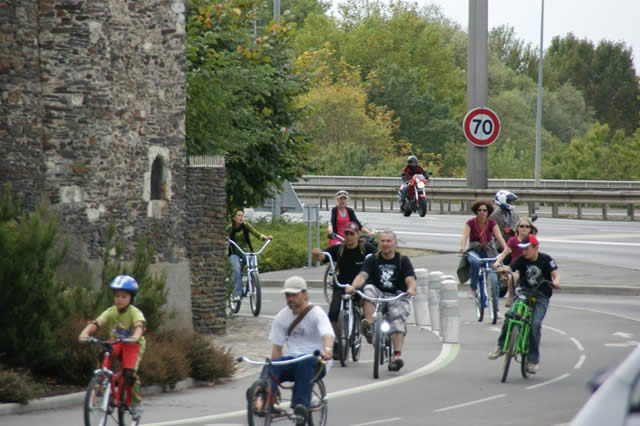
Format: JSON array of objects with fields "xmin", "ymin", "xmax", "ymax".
[{"xmin": 500, "ymin": 290, "xmax": 534, "ymax": 382}]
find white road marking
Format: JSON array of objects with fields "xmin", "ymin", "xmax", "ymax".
[
  {"xmin": 614, "ymin": 332, "xmax": 634, "ymax": 339},
  {"xmin": 575, "ymin": 354, "xmax": 586, "ymax": 369},
  {"xmin": 544, "ymin": 325, "xmax": 567, "ymax": 335},
  {"xmin": 433, "ymin": 394, "xmax": 506, "ymax": 413},
  {"xmin": 570, "ymin": 337, "xmax": 585, "ymax": 351},
  {"xmin": 350, "ymin": 418, "xmax": 403, "ymax": 426},
  {"xmin": 526, "ymin": 373, "xmax": 570, "ymax": 390}
]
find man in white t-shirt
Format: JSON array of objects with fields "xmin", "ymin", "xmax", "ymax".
[{"xmin": 266, "ymin": 276, "xmax": 335, "ymax": 424}]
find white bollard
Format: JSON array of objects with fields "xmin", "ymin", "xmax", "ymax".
[
  {"xmin": 412, "ymin": 268, "xmax": 430, "ymax": 327},
  {"xmin": 439, "ymin": 279, "xmax": 459, "ymax": 343},
  {"xmin": 428, "ymin": 271, "xmax": 442, "ymax": 332}
]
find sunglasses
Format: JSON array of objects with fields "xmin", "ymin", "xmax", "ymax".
[
  {"xmin": 518, "ymin": 224, "xmax": 531, "ymax": 228},
  {"xmin": 476, "ymin": 208, "xmax": 488, "ymax": 212},
  {"xmin": 344, "ymin": 231, "xmax": 356, "ymax": 236}
]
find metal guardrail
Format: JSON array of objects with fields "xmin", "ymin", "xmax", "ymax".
[
  {"xmin": 292, "ymin": 181, "xmax": 640, "ymax": 221},
  {"xmin": 296, "ymin": 175, "xmax": 640, "ymax": 190}
]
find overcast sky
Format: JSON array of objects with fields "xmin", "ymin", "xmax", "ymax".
[{"xmin": 430, "ymin": 0, "xmax": 640, "ymax": 72}]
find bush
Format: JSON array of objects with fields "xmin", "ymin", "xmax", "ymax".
[
  {"xmin": 0, "ymin": 184, "xmax": 69, "ymax": 374},
  {"xmin": 55, "ymin": 316, "xmax": 104, "ymax": 385},
  {"xmin": 140, "ymin": 330, "xmax": 234, "ymax": 384},
  {"xmin": 240, "ymin": 217, "xmax": 328, "ymax": 272},
  {"xmin": 0, "ymin": 368, "xmax": 40, "ymax": 404}
]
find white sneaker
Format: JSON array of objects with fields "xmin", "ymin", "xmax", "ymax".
[{"xmin": 526, "ymin": 363, "xmax": 538, "ymax": 374}]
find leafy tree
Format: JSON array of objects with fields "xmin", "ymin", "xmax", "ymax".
[
  {"xmin": 544, "ymin": 34, "xmax": 640, "ymax": 135},
  {"xmin": 489, "ymin": 25, "xmax": 538, "ymax": 76},
  {"xmin": 186, "ymin": 0, "xmax": 313, "ymax": 210}
]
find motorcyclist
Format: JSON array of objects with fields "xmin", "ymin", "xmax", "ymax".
[
  {"xmin": 490, "ymin": 190, "xmax": 520, "ymax": 251},
  {"xmin": 399, "ymin": 155, "xmax": 426, "ymax": 207}
]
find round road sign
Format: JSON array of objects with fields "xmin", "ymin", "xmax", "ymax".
[{"xmin": 462, "ymin": 107, "xmax": 501, "ymax": 146}]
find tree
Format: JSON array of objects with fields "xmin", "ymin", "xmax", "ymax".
[
  {"xmin": 489, "ymin": 24, "xmax": 538, "ymax": 77},
  {"xmin": 185, "ymin": 0, "xmax": 312, "ymax": 210},
  {"xmin": 544, "ymin": 34, "xmax": 640, "ymax": 136}
]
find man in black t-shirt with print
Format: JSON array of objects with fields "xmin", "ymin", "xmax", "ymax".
[
  {"xmin": 489, "ymin": 234, "xmax": 560, "ymax": 374},
  {"xmin": 312, "ymin": 222, "xmax": 377, "ymax": 339},
  {"xmin": 346, "ymin": 229, "xmax": 416, "ymax": 372}
]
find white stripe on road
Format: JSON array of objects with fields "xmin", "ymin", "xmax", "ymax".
[
  {"xmin": 350, "ymin": 418, "xmax": 403, "ymax": 426},
  {"xmin": 433, "ymin": 394, "xmax": 506, "ymax": 413},
  {"xmin": 570, "ymin": 337, "xmax": 585, "ymax": 352},
  {"xmin": 575, "ymin": 354, "xmax": 586, "ymax": 369},
  {"xmin": 526, "ymin": 373, "xmax": 570, "ymax": 390}
]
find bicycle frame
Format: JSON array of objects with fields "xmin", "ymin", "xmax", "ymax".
[
  {"xmin": 82, "ymin": 337, "xmax": 139, "ymax": 426},
  {"xmin": 228, "ymin": 238, "xmax": 271, "ymax": 291},
  {"xmin": 240, "ymin": 353, "xmax": 328, "ymax": 426},
  {"xmin": 322, "ymin": 252, "xmax": 362, "ymax": 366},
  {"xmin": 500, "ymin": 293, "xmax": 534, "ymax": 383},
  {"xmin": 468, "ymin": 252, "xmax": 499, "ymax": 324},
  {"xmin": 227, "ymin": 238, "xmax": 271, "ymax": 316}
]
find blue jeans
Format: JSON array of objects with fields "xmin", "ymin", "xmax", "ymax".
[
  {"xmin": 261, "ymin": 356, "xmax": 326, "ymax": 408},
  {"xmin": 497, "ymin": 295, "xmax": 549, "ymax": 364},
  {"xmin": 466, "ymin": 249, "xmax": 497, "ymax": 292},
  {"xmin": 230, "ymin": 254, "xmax": 244, "ymax": 297}
]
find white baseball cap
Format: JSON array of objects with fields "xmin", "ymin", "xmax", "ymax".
[{"xmin": 281, "ymin": 276, "xmax": 308, "ymax": 294}]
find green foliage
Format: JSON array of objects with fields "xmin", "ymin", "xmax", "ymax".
[
  {"xmin": 544, "ymin": 34, "xmax": 640, "ymax": 136},
  {"xmin": 186, "ymin": 0, "xmax": 313, "ymax": 210},
  {"xmin": 98, "ymin": 226, "xmax": 171, "ymax": 334},
  {"xmin": 0, "ymin": 184, "xmax": 69, "ymax": 374}
]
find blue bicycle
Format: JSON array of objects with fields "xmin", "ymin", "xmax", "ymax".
[{"xmin": 469, "ymin": 254, "xmax": 499, "ymax": 324}]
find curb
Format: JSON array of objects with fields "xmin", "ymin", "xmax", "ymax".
[
  {"xmin": 0, "ymin": 378, "xmax": 202, "ymax": 417},
  {"xmin": 260, "ymin": 279, "xmax": 640, "ymax": 296}
]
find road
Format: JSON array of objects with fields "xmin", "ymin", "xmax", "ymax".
[{"xmin": 4, "ymin": 213, "xmax": 640, "ymax": 426}]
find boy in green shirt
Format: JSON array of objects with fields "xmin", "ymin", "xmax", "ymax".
[{"xmin": 79, "ymin": 274, "xmax": 146, "ymax": 420}]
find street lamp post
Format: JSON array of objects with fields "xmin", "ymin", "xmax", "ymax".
[{"xmin": 534, "ymin": 0, "xmax": 544, "ymax": 185}]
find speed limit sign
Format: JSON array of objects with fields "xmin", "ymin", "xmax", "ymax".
[{"xmin": 462, "ymin": 107, "xmax": 501, "ymax": 146}]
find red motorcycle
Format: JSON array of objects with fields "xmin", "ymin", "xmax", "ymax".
[{"xmin": 398, "ymin": 174, "xmax": 430, "ymax": 217}]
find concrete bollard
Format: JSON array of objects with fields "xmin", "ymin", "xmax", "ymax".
[
  {"xmin": 439, "ymin": 279, "xmax": 460, "ymax": 343},
  {"xmin": 428, "ymin": 271, "xmax": 442, "ymax": 332},
  {"xmin": 412, "ymin": 268, "xmax": 430, "ymax": 327}
]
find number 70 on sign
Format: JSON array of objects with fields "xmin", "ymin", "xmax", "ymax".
[{"xmin": 462, "ymin": 107, "xmax": 501, "ymax": 147}]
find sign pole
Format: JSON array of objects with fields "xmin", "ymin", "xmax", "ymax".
[{"xmin": 466, "ymin": 0, "xmax": 489, "ymax": 190}]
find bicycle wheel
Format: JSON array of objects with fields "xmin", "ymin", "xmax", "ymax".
[
  {"xmin": 475, "ymin": 284, "xmax": 484, "ymax": 322},
  {"xmin": 323, "ymin": 265, "xmax": 334, "ymax": 304},
  {"xmin": 310, "ymin": 379, "xmax": 328, "ymax": 426},
  {"xmin": 501, "ymin": 323, "xmax": 519, "ymax": 383},
  {"xmin": 488, "ymin": 273, "xmax": 499, "ymax": 325},
  {"xmin": 249, "ymin": 271, "xmax": 261, "ymax": 317},
  {"xmin": 351, "ymin": 307, "xmax": 362, "ymax": 362},
  {"xmin": 118, "ymin": 385, "xmax": 139, "ymax": 426},
  {"xmin": 247, "ymin": 380, "xmax": 271, "ymax": 426},
  {"xmin": 373, "ymin": 318, "xmax": 382, "ymax": 379},
  {"xmin": 84, "ymin": 373, "xmax": 111, "ymax": 426},
  {"xmin": 336, "ymin": 310, "xmax": 348, "ymax": 367}
]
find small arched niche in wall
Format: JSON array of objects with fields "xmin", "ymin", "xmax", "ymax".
[{"xmin": 144, "ymin": 147, "xmax": 172, "ymax": 218}]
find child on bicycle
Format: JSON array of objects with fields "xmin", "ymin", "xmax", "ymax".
[{"xmin": 79, "ymin": 274, "xmax": 146, "ymax": 419}]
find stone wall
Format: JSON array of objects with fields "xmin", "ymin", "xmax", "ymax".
[
  {"xmin": 186, "ymin": 157, "xmax": 227, "ymax": 334},
  {"xmin": 2, "ymin": 0, "xmax": 188, "ymax": 264}
]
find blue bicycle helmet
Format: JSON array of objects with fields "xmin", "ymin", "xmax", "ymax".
[{"xmin": 109, "ymin": 275, "xmax": 139, "ymax": 294}]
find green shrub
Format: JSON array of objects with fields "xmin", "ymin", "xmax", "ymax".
[
  {"xmin": 55, "ymin": 316, "xmax": 103, "ymax": 385},
  {"xmin": 0, "ymin": 368, "xmax": 40, "ymax": 404},
  {"xmin": 0, "ymin": 184, "xmax": 69, "ymax": 374},
  {"xmin": 240, "ymin": 217, "xmax": 328, "ymax": 272},
  {"xmin": 183, "ymin": 333, "xmax": 235, "ymax": 381}
]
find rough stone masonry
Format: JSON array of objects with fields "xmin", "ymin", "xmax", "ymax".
[{"xmin": 1, "ymin": 0, "xmax": 227, "ymax": 333}]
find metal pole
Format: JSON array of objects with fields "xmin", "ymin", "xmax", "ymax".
[
  {"xmin": 534, "ymin": 0, "xmax": 544, "ymax": 185},
  {"xmin": 466, "ymin": 0, "xmax": 489, "ymax": 189},
  {"xmin": 273, "ymin": 0, "xmax": 280, "ymax": 21}
]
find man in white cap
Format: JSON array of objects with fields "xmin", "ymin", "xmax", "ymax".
[{"xmin": 264, "ymin": 276, "xmax": 334, "ymax": 424}]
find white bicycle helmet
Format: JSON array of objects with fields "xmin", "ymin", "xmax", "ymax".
[
  {"xmin": 407, "ymin": 155, "xmax": 418, "ymax": 167},
  {"xmin": 495, "ymin": 190, "xmax": 518, "ymax": 210}
]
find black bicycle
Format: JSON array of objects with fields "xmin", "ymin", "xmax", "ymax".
[{"xmin": 322, "ymin": 251, "xmax": 362, "ymax": 367}]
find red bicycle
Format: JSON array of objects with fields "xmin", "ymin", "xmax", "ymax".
[{"xmin": 81, "ymin": 337, "xmax": 141, "ymax": 426}]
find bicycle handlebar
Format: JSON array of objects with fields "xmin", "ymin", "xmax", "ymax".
[
  {"xmin": 356, "ymin": 290, "xmax": 408, "ymax": 304},
  {"xmin": 227, "ymin": 238, "xmax": 272, "ymax": 256},
  {"xmin": 237, "ymin": 350, "xmax": 322, "ymax": 366},
  {"xmin": 79, "ymin": 337, "xmax": 139, "ymax": 345}
]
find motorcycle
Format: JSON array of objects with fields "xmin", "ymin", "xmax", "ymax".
[{"xmin": 398, "ymin": 174, "xmax": 430, "ymax": 217}]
